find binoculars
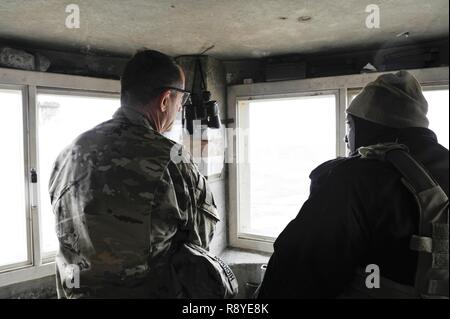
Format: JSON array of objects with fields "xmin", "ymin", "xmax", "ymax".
[{"xmin": 184, "ymin": 90, "xmax": 221, "ymax": 135}]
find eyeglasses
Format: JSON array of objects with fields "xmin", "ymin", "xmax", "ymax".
[{"xmin": 158, "ymin": 86, "xmax": 191, "ymax": 106}]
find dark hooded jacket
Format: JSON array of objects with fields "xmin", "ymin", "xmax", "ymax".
[{"xmin": 257, "ymin": 117, "xmax": 449, "ymax": 298}]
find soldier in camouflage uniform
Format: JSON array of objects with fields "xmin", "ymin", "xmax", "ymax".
[{"xmin": 49, "ymin": 50, "xmax": 220, "ymax": 298}]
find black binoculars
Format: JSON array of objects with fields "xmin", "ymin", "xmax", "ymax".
[{"xmin": 184, "ymin": 90, "xmax": 221, "ymax": 135}]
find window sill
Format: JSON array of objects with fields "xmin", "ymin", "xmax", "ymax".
[
  {"xmin": 0, "ymin": 249, "xmax": 271, "ymax": 297},
  {"xmin": 0, "ymin": 262, "xmax": 55, "ymax": 288},
  {"xmin": 229, "ymin": 235, "xmax": 275, "ymax": 253},
  {"xmin": 219, "ymin": 247, "xmax": 271, "ymax": 266},
  {"xmin": 219, "ymin": 248, "xmax": 271, "ymax": 298}
]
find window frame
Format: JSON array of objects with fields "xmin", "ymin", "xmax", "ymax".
[
  {"xmin": 235, "ymin": 90, "xmax": 341, "ymax": 245},
  {"xmin": 227, "ymin": 67, "xmax": 449, "ymax": 253},
  {"xmin": 36, "ymin": 87, "xmax": 121, "ymax": 262},
  {"xmin": 0, "ymin": 84, "xmax": 33, "ymax": 273},
  {"xmin": 0, "ymin": 67, "xmax": 119, "ymax": 287},
  {"xmin": 346, "ymin": 84, "xmax": 450, "ymax": 106}
]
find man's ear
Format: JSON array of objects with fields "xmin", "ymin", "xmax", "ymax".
[{"xmin": 159, "ymin": 90, "xmax": 171, "ymax": 113}]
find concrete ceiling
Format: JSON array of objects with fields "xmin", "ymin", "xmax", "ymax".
[{"xmin": 0, "ymin": 0, "xmax": 448, "ymax": 59}]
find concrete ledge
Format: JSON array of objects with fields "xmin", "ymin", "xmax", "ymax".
[
  {"xmin": 219, "ymin": 248, "xmax": 271, "ymax": 298},
  {"xmin": 0, "ymin": 275, "xmax": 56, "ymax": 299},
  {"xmin": 219, "ymin": 247, "xmax": 271, "ymax": 265}
]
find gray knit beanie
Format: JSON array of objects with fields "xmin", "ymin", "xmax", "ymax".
[{"xmin": 347, "ymin": 70, "xmax": 429, "ymax": 128}]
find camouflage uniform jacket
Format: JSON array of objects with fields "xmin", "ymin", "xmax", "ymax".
[{"xmin": 49, "ymin": 106, "xmax": 220, "ymax": 298}]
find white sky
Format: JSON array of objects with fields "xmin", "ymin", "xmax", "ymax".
[
  {"xmin": 424, "ymin": 90, "xmax": 449, "ymax": 149},
  {"xmin": 0, "ymin": 89, "xmax": 28, "ymax": 267},
  {"xmin": 242, "ymin": 95, "xmax": 337, "ymax": 237}
]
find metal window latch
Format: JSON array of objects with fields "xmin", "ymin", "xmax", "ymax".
[
  {"xmin": 30, "ymin": 168, "xmax": 37, "ymax": 183},
  {"xmin": 30, "ymin": 168, "xmax": 38, "ymax": 210}
]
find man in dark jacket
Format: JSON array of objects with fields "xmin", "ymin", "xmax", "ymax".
[{"xmin": 257, "ymin": 71, "xmax": 449, "ymax": 298}]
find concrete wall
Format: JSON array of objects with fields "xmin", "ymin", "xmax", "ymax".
[
  {"xmin": 224, "ymin": 39, "xmax": 449, "ymax": 85},
  {"xmin": 203, "ymin": 57, "xmax": 228, "ymax": 256},
  {"xmin": 176, "ymin": 56, "xmax": 228, "ymax": 256},
  {"xmin": 0, "ymin": 276, "xmax": 56, "ymax": 299}
]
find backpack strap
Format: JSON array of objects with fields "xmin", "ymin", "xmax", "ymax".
[{"xmin": 358, "ymin": 143, "xmax": 449, "ymax": 299}]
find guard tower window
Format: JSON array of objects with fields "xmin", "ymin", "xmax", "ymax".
[
  {"xmin": 0, "ymin": 88, "xmax": 29, "ymax": 271},
  {"xmin": 37, "ymin": 91, "xmax": 120, "ymax": 258},
  {"xmin": 236, "ymin": 94, "xmax": 337, "ymax": 239},
  {"xmin": 423, "ymin": 88, "xmax": 449, "ymax": 149}
]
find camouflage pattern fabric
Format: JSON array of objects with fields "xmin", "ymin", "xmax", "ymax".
[{"xmin": 49, "ymin": 106, "xmax": 219, "ymax": 298}]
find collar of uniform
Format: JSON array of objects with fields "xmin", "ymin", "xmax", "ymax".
[
  {"xmin": 348, "ymin": 127, "xmax": 439, "ymax": 157},
  {"xmin": 113, "ymin": 106, "xmax": 156, "ymax": 131}
]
